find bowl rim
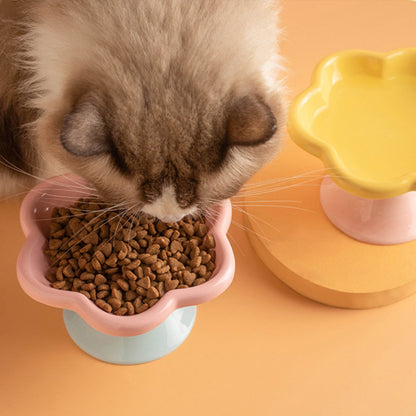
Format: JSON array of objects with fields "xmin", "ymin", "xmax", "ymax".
[
  {"xmin": 16, "ymin": 174, "xmax": 235, "ymax": 337},
  {"xmin": 287, "ymin": 47, "xmax": 416, "ymax": 199}
]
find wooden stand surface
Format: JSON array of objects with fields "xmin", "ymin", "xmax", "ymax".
[{"xmin": 243, "ymin": 139, "xmax": 416, "ymax": 309}]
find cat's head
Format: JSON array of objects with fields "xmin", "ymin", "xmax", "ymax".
[{"xmin": 30, "ymin": 0, "xmax": 285, "ymax": 222}]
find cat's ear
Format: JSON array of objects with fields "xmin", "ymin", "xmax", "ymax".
[
  {"xmin": 60, "ymin": 99, "xmax": 111, "ymax": 157},
  {"xmin": 226, "ymin": 95, "xmax": 277, "ymax": 146}
]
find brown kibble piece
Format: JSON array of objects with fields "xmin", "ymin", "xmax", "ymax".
[
  {"xmin": 97, "ymin": 284, "xmax": 110, "ymax": 291},
  {"xmin": 80, "ymin": 272, "xmax": 95, "ymax": 281},
  {"xmin": 78, "ymin": 257, "xmax": 88, "ymax": 270},
  {"xmin": 80, "ymin": 243, "xmax": 92, "ymax": 254},
  {"xmin": 133, "ymin": 297, "xmax": 143, "ymax": 312},
  {"xmin": 80, "ymin": 290, "xmax": 91, "ymax": 299},
  {"xmin": 157, "ymin": 272, "xmax": 172, "ymax": 282},
  {"xmin": 203, "ymin": 234, "xmax": 215, "ymax": 249},
  {"xmin": 125, "ymin": 301, "xmax": 135, "ymax": 315},
  {"xmin": 73, "ymin": 278, "xmax": 83, "ymax": 290},
  {"xmin": 182, "ymin": 223, "xmax": 194, "ymax": 236},
  {"xmin": 52, "ymin": 280, "xmax": 66, "ymax": 289},
  {"xmin": 146, "ymin": 286, "xmax": 159, "ymax": 299},
  {"xmin": 115, "ymin": 307, "xmax": 128, "ymax": 316},
  {"xmin": 193, "ymin": 278, "xmax": 207, "ymax": 286},
  {"xmin": 49, "ymin": 239, "xmax": 62, "ymax": 250},
  {"xmin": 193, "ymin": 265, "xmax": 207, "ymax": 277},
  {"xmin": 116, "ymin": 278, "xmax": 129, "ymax": 291},
  {"xmin": 125, "ymin": 270, "xmax": 138, "ymax": 281},
  {"xmin": 97, "ymin": 290, "xmax": 110, "ymax": 299},
  {"xmin": 165, "ymin": 279, "xmax": 179, "ymax": 292},
  {"xmin": 107, "ymin": 297, "xmax": 122, "ymax": 311},
  {"xmin": 147, "ymin": 299, "xmax": 159, "ymax": 307},
  {"xmin": 170, "ymin": 240, "xmax": 183, "ymax": 254},
  {"xmin": 147, "ymin": 244, "xmax": 160, "ymax": 255},
  {"xmin": 189, "ymin": 256, "xmax": 202, "ymax": 268},
  {"xmin": 168, "ymin": 257, "xmax": 185, "ymax": 272},
  {"xmin": 112, "ymin": 288, "xmax": 123, "ymax": 301},
  {"xmin": 83, "ymin": 232, "xmax": 99, "ymax": 246},
  {"xmin": 63, "ymin": 264, "xmax": 75, "ymax": 278},
  {"xmin": 125, "ymin": 290, "xmax": 137, "ymax": 301},
  {"xmin": 81, "ymin": 283, "xmax": 96, "ymax": 291},
  {"xmin": 136, "ymin": 287, "xmax": 147, "ymax": 296},
  {"xmin": 137, "ymin": 276, "xmax": 151, "ymax": 289},
  {"xmin": 105, "ymin": 253, "xmax": 118, "ymax": 267},
  {"xmin": 142, "ymin": 254, "xmax": 158, "ymax": 265},
  {"xmin": 196, "ymin": 223, "xmax": 208, "ymax": 237},
  {"xmin": 136, "ymin": 303, "xmax": 149, "ymax": 313},
  {"xmin": 155, "ymin": 236, "xmax": 170, "ymax": 248},
  {"xmin": 177, "ymin": 284, "xmax": 189, "ymax": 289},
  {"xmin": 183, "ymin": 271, "xmax": 196, "ymax": 286},
  {"xmin": 94, "ymin": 250, "xmax": 105, "ymax": 264},
  {"xmin": 95, "ymin": 299, "xmax": 112, "ymax": 313},
  {"xmin": 100, "ymin": 242, "xmax": 112, "ymax": 257},
  {"xmin": 91, "ymin": 258, "xmax": 102, "ymax": 271},
  {"xmin": 201, "ymin": 253, "xmax": 211, "ymax": 264},
  {"xmin": 94, "ymin": 274, "xmax": 107, "ymax": 285}
]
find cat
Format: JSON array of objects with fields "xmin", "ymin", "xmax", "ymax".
[{"xmin": 0, "ymin": 0, "xmax": 285, "ymax": 222}]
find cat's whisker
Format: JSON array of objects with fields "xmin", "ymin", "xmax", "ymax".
[
  {"xmin": 35, "ymin": 202, "xmax": 130, "ymax": 222},
  {"xmin": 229, "ymin": 217, "xmax": 273, "ymax": 244},
  {"xmin": 106, "ymin": 205, "xmax": 134, "ymax": 246},
  {"xmin": 240, "ymin": 167, "xmax": 352, "ymax": 191},
  {"xmin": 0, "ymin": 190, "xmax": 30, "ymax": 202},
  {"xmin": 125, "ymin": 203, "xmax": 140, "ymax": 242},
  {"xmin": 239, "ymin": 172, "xmax": 351, "ymax": 196},
  {"xmin": 202, "ymin": 202, "xmax": 270, "ymax": 252},
  {"xmin": 237, "ymin": 179, "xmax": 323, "ymax": 197},
  {"xmin": 231, "ymin": 205, "xmax": 281, "ymax": 236},
  {"xmin": 239, "ymin": 168, "xmax": 329, "ymax": 190},
  {"xmin": 0, "ymin": 155, "xmax": 98, "ymax": 195},
  {"xmin": 226, "ymin": 229, "xmax": 246, "ymax": 257},
  {"xmin": 60, "ymin": 174, "xmax": 96, "ymax": 192},
  {"xmin": 231, "ymin": 203, "xmax": 315, "ymax": 214},
  {"xmin": 48, "ymin": 201, "xmax": 130, "ymax": 267},
  {"xmin": 233, "ymin": 199, "xmax": 302, "ymax": 204}
]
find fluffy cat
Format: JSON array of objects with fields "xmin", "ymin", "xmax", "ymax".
[{"xmin": 0, "ymin": 0, "xmax": 285, "ymax": 222}]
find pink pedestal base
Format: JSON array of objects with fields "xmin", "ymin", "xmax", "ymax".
[{"xmin": 320, "ymin": 175, "xmax": 416, "ymax": 245}]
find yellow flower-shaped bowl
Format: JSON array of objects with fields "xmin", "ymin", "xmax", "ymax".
[{"xmin": 288, "ymin": 48, "xmax": 416, "ymax": 199}]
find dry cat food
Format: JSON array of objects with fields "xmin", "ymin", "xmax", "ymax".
[{"xmin": 44, "ymin": 198, "xmax": 216, "ymax": 315}]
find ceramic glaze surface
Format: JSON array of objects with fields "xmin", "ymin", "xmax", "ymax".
[
  {"xmin": 320, "ymin": 175, "xmax": 416, "ymax": 245},
  {"xmin": 63, "ymin": 307, "xmax": 197, "ymax": 365},
  {"xmin": 289, "ymin": 49, "xmax": 416, "ymax": 199},
  {"xmin": 17, "ymin": 174, "xmax": 235, "ymax": 337}
]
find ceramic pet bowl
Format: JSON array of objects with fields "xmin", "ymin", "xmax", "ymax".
[
  {"xmin": 17, "ymin": 175, "xmax": 235, "ymax": 364},
  {"xmin": 288, "ymin": 48, "xmax": 416, "ymax": 244}
]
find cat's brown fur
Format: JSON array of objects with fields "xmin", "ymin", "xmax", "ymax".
[{"xmin": 0, "ymin": 0, "xmax": 285, "ymax": 220}]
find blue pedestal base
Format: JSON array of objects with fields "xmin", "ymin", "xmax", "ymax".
[{"xmin": 63, "ymin": 306, "xmax": 197, "ymax": 365}]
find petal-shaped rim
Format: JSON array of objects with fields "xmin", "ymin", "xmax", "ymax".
[
  {"xmin": 16, "ymin": 174, "xmax": 235, "ymax": 337},
  {"xmin": 288, "ymin": 48, "xmax": 416, "ymax": 199}
]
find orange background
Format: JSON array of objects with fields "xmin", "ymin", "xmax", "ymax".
[{"xmin": 1, "ymin": 1, "xmax": 416, "ymax": 415}]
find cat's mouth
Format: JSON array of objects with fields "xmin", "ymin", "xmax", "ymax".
[
  {"xmin": 139, "ymin": 185, "xmax": 199, "ymax": 223},
  {"xmin": 140, "ymin": 205, "xmax": 198, "ymax": 224},
  {"xmin": 149, "ymin": 214, "xmax": 186, "ymax": 223}
]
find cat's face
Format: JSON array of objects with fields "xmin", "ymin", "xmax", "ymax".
[
  {"xmin": 47, "ymin": 84, "xmax": 283, "ymax": 222},
  {"xmin": 29, "ymin": 0, "xmax": 285, "ymax": 221}
]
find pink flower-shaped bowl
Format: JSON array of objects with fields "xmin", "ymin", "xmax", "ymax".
[{"xmin": 16, "ymin": 175, "xmax": 235, "ymax": 364}]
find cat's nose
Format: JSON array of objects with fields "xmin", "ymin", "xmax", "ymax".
[{"xmin": 157, "ymin": 214, "xmax": 184, "ymax": 223}]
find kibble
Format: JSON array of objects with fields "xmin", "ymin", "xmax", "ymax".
[{"xmin": 45, "ymin": 198, "xmax": 216, "ymax": 315}]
